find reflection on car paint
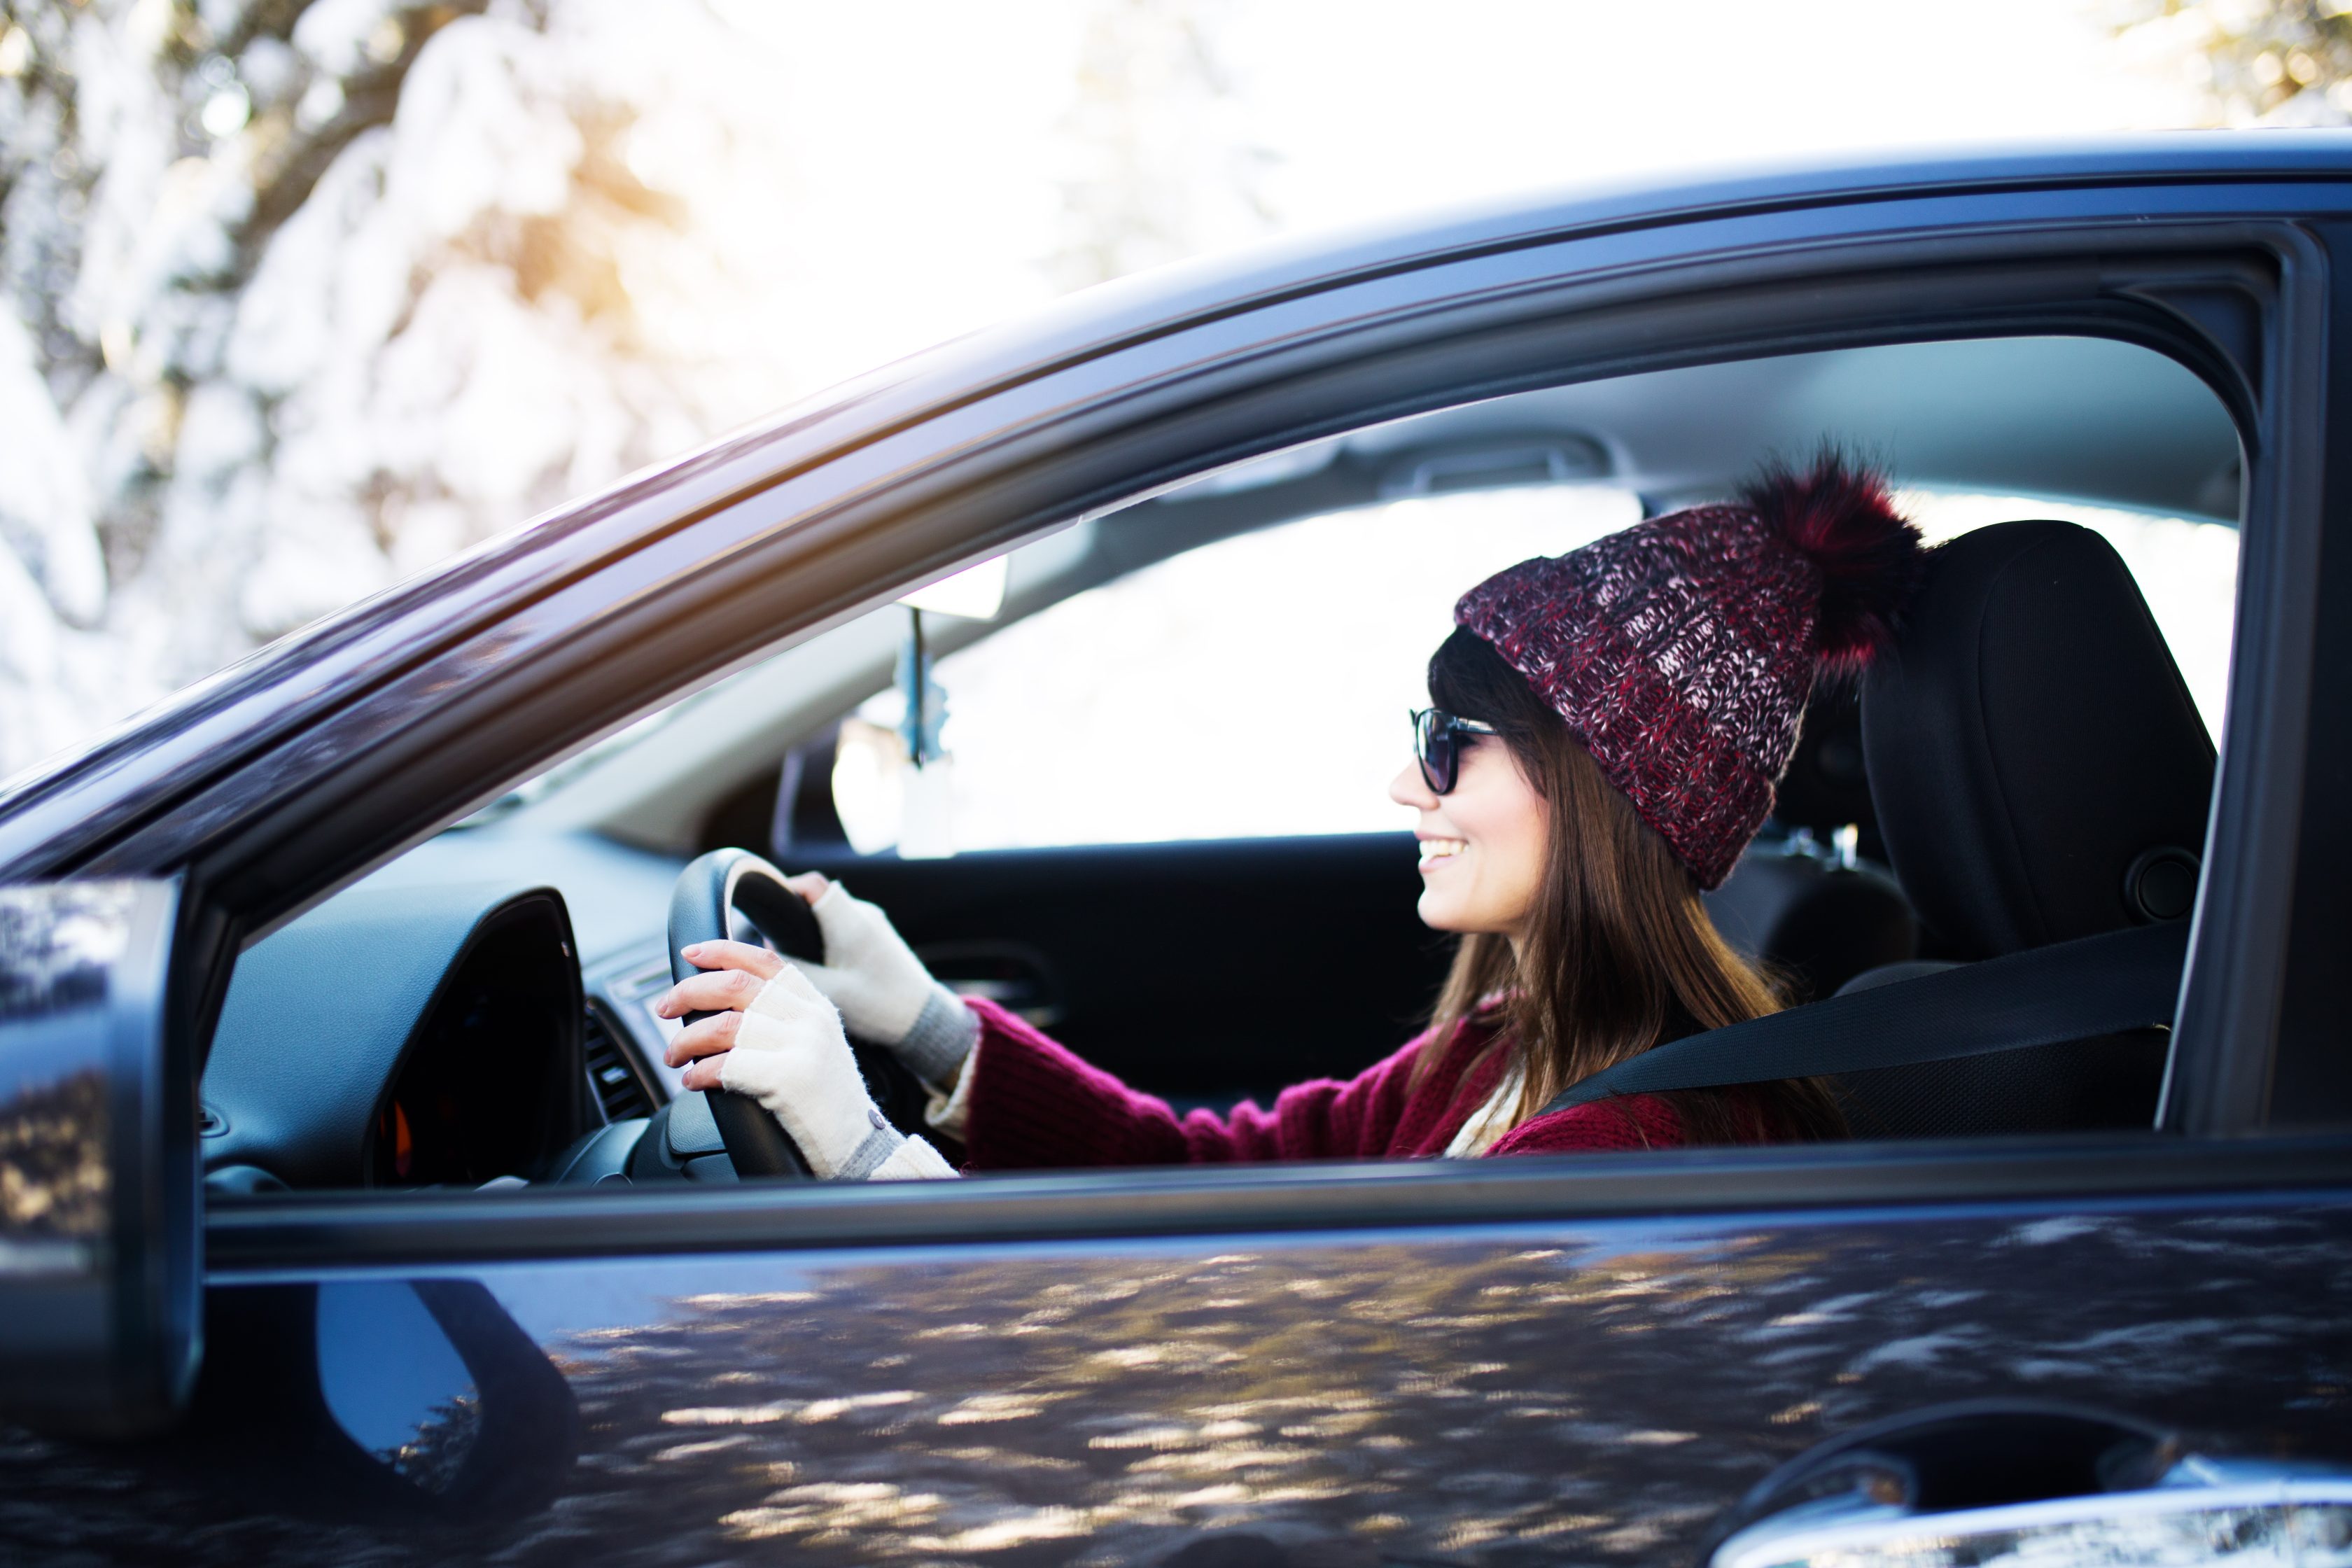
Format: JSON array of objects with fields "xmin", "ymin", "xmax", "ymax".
[
  {"xmin": 6, "ymin": 1192, "xmax": 2352, "ymax": 1564},
  {"xmin": 315, "ymin": 1280, "xmax": 483, "ymax": 1486}
]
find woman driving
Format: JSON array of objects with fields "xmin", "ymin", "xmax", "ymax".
[{"xmin": 654, "ymin": 452, "xmax": 1926, "ymax": 1179}]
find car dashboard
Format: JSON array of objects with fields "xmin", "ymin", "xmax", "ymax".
[{"xmin": 200, "ymin": 876, "xmax": 676, "ymax": 1194}]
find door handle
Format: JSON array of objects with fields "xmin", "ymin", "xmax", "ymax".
[
  {"xmin": 1709, "ymin": 1401, "xmax": 2352, "ymax": 1568},
  {"xmin": 915, "ymin": 941, "xmax": 1062, "ymax": 1028}
]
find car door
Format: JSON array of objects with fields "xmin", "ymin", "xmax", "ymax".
[{"xmin": 5, "ymin": 151, "xmax": 2351, "ymax": 1566}]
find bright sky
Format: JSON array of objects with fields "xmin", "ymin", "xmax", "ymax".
[
  {"xmin": 1236, "ymin": 1, "xmax": 2199, "ymax": 220},
  {"xmin": 685, "ymin": 0, "xmax": 2202, "ymax": 400}
]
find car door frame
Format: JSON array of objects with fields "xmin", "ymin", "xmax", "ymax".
[{"xmin": 6, "ymin": 164, "xmax": 2351, "ymax": 1264}]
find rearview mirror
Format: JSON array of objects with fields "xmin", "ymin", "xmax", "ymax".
[{"xmin": 0, "ymin": 881, "xmax": 198, "ymax": 1434}]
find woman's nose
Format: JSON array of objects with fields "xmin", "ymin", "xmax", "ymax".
[{"xmin": 1390, "ymin": 759, "xmax": 1438, "ymax": 810}]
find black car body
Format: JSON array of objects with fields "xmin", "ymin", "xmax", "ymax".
[{"xmin": 4, "ymin": 136, "xmax": 2352, "ymax": 1565}]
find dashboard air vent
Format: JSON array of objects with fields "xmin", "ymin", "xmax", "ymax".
[{"xmin": 582, "ymin": 1003, "xmax": 655, "ymax": 1123}]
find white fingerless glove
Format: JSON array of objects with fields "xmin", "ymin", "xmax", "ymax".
[
  {"xmin": 716, "ymin": 963, "xmax": 956, "ymax": 1181},
  {"xmin": 798, "ymin": 881, "xmax": 979, "ymax": 1087}
]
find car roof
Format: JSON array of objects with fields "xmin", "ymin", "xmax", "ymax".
[{"xmin": 934, "ymin": 133, "xmax": 2352, "ymax": 394}]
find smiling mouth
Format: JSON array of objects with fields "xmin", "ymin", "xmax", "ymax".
[{"xmin": 1418, "ymin": 838, "xmax": 1465, "ymax": 869}]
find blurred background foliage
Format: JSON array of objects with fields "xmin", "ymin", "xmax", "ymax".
[
  {"xmin": 0, "ymin": 0, "xmax": 1260, "ymax": 776},
  {"xmin": 0, "ymin": 0, "xmax": 2324, "ymax": 779},
  {"xmin": 2107, "ymin": 0, "xmax": 2352, "ymax": 124}
]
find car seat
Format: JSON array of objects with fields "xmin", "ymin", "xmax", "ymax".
[
  {"xmin": 1834, "ymin": 519, "xmax": 2216, "ymax": 1136},
  {"xmin": 1703, "ymin": 835, "xmax": 1917, "ymax": 1004}
]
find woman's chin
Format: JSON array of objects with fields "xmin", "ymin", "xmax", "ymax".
[
  {"xmin": 1418, "ymin": 885, "xmax": 1526, "ymax": 937},
  {"xmin": 1415, "ymin": 890, "xmax": 1467, "ymax": 932}
]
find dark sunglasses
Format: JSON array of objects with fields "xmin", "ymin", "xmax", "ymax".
[{"xmin": 1410, "ymin": 708, "xmax": 1501, "ymax": 794}]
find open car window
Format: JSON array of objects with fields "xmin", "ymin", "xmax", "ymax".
[
  {"xmin": 836, "ymin": 485, "xmax": 1644, "ymax": 853},
  {"xmin": 1902, "ymin": 491, "xmax": 2237, "ymax": 734},
  {"xmin": 841, "ymin": 484, "xmax": 2237, "ymax": 855},
  {"xmin": 201, "ymin": 329, "xmax": 2246, "ymax": 1194}
]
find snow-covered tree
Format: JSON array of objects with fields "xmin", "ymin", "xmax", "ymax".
[
  {"xmin": 0, "ymin": 0, "xmax": 1274, "ymax": 780},
  {"xmin": 2108, "ymin": 0, "xmax": 2352, "ymax": 125},
  {"xmin": 1047, "ymin": 0, "xmax": 1274, "ymax": 291},
  {"xmin": 0, "ymin": 0, "xmax": 787, "ymax": 776}
]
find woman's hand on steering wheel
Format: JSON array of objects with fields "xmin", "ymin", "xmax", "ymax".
[
  {"xmin": 772, "ymin": 877, "xmax": 980, "ymax": 1088},
  {"xmin": 657, "ymin": 938, "xmax": 781, "ymax": 1089},
  {"xmin": 656, "ymin": 941, "xmax": 955, "ymax": 1181}
]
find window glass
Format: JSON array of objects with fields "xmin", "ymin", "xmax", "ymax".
[
  {"xmin": 850, "ymin": 488, "xmax": 2236, "ymax": 853},
  {"xmin": 849, "ymin": 486, "xmax": 1642, "ymax": 851},
  {"xmin": 1900, "ymin": 491, "xmax": 2238, "ymax": 734}
]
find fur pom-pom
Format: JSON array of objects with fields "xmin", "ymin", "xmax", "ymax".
[{"xmin": 1740, "ymin": 447, "xmax": 1927, "ymax": 673}]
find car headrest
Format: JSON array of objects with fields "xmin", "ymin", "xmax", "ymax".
[
  {"xmin": 1704, "ymin": 839, "xmax": 1917, "ymax": 1002},
  {"xmin": 1860, "ymin": 521, "xmax": 2215, "ymax": 960}
]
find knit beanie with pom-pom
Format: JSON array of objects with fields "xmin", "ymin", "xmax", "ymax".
[{"xmin": 1452, "ymin": 451, "xmax": 1927, "ymax": 889}]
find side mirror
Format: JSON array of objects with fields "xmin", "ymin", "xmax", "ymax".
[{"xmin": 0, "ymin": 881, "xmax": 198, "ymax": 1434}]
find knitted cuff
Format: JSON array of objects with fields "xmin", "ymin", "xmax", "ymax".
[
  {"xmin": 869, "ymin": 1134, "xmax": 958, "ymax": 1180},
  {"xmin": 897, "ymin": 986, "xmax": 981, "ymax": 1087},
  {"xmin": 834, "ymin": 1111, "xmax": 904, "ymax": 1180},
  {"xmin": 833, "ymin": 1118, "xmax": 959, "ymax": 1181}
]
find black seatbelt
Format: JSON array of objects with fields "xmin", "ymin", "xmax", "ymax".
[{"xmin": 1538, "ymin": 919, "xmax": 2191, "ymax": 1116}]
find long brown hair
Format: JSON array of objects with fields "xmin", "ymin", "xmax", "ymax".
[{"xmin": 1415, "ymin": 628, "xmax": 1845, "ymax": 1147}]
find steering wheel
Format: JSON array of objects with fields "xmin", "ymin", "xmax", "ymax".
[
  {"xmin": 664, "ymin": 849, "xmax": 820, "ymax": 1178},
  {"xmin": 645, "ymin": 848, "xmax": 939, "ymax": 1182}
]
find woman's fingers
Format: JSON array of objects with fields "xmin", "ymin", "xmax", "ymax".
[
  {"xmin": 654, "ymin": 967, "xmax": 767, "ymax": 1018},
  {"xmin": 654, "ymin": 939, "xmax": 780, "ymax": 1018},
  {"xmin": 679, "ymin": 1053, "xmax": 729, "ymax": 1092},
  {"xmin": 663, "ymin": 1010, "xmax": 741, "ymax": 1068},
  {"xmin": 682, "ymin": 938, "xmax": 783, "ymax": 978},
  {"xmin": 783, "ymin": 871, "xmax": 831, "ymax": 906}
]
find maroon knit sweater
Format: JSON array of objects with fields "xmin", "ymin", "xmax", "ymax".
[{"xmin": 957, "ymin": 997, "xmax": 1746, "ymax": 1170}]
